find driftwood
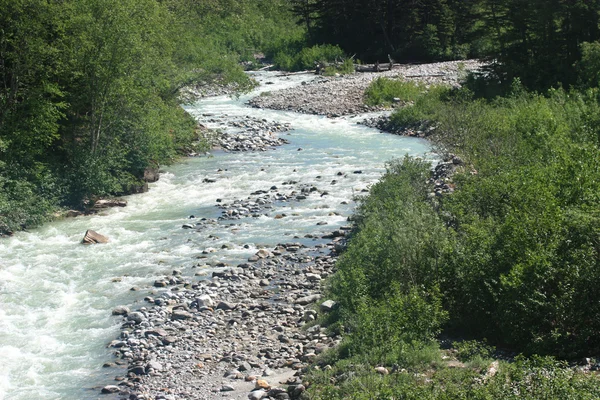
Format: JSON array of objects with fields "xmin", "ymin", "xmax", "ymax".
[
  {"xmin": 82, "ymin": 229, "xmax": 109, "ymax": 244},
  {"xmin": 355, "ymin": 62, "xmax": 394, "ymax": 73},
  {"xmin": 404, "ymin": 73, "xmax": 446, "ymax": 78},
  {"xmin": 275, "ymin": 70, "xmax": 315, "ymax": 77}
]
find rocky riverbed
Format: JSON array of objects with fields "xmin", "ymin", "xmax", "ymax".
[
  {"xmin": 96, "ymin": 62, "xmax": 467, "ymax": 400},
  {"xmin": 248, "ymin": 60, "xmax": 483, "ymax": 117},
  {"xmin": 102, "ymin": 222, "xmax": 345, "ymax": 400}
]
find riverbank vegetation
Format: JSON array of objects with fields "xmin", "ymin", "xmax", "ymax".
[
  {"xmin": 0, "ymin": 0, "xmax": 306, "ymax": 235},
  {"xmin": 304, "ymin": 25, "xmax": 600, "ymax": 400}
]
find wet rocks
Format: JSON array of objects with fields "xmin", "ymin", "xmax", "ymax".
[
  {"xmin": 101, "ymin": 385, "xmax": 121, "ymax": 394},
  {"xmin": 201, "ymin": 115, "xmax": 293, "ymax": 153},
  {"xmin": 81, "ymin": 229, "xmax": 109, "ymax": 244},
  {"xmin": 112, "ymin": 305, "xmax": 130, "ymax": 316},
  {"xmin": 106, "ymin": 237, "xmax": 343, "ymax": 399}
]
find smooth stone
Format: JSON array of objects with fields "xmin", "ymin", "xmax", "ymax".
[
  {"xmin": 101, "ymin": 385, "xmax": 120, "ymax": 394},
  {"xmin": 126, "ymin": 312, "xmax": 145, "ymax": 324},
  {"xmin": 146, "ymin": 361, "xmax": 163, "ymax": 372},
  {"xmin": 171, "ymin": 310, "xmax": 193, "ymax": 320},
  {"xmin": 217, "ymin": 301, "xmax": 237, "ymax": 311},
  {"xmin": 295, "ymin": 294, "xmax": 321, "ymax": 305},
  {"xmin": 195, "ymin": 294, "xmax": 214, "ymax": 308},
  {"xmin": 375, "ymin": 366, "xmax": 389, "ymax": 375},
  {"xmin": 320, "ymin": 300, "xmax": 337, "ymax": 312},
  {"xmin": 248, "ymin": 390, "xmax": 267, "ymax": 400},
  {"xmin": 112, "ymin": 305, "xmax": 130, "ymax": 315}
]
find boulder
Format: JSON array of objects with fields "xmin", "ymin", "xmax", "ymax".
[
  {"xmin": 143, "ymin": 165, "xmax": 160, "ymax": 182},
  {"xmin": 248, "ymin": 390, "xmax": 267, "ymax": 400},
  {"xmin": 126, "ymin": 312, "xmax": 145, "ymax": 324},
  {"xmin": 171, "ymin": 310, "xmax": 193, "ymax": 320},
  {"xmin": 195, "ymin": 294, "xmax": 214, "ymax": 308},
  {"xmin": 112, "ymin": 305, "xmax": 130, "ymax": 316},
  {"xmin": 255, "ymin": 379, "xmax": 270, "ymax": 390},
  {"xmin": 82, "ymin": 229, "xmax": 109, "ymax": 244},
  {"xmin": 101, "ymin": 385, "xmax": 121, "ymax": 394},
  {"xmin": 320, "ymin": 300, "xmax": 337, "ymax": 312},
  {"xmin": 256, "ymin": 249, "xmax": 272, "ymax": 259}
]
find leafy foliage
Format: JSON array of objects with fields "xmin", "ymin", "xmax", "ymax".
[{"xmin": 0, "ymin": 0, "xmax": 301, "ymax": 232}]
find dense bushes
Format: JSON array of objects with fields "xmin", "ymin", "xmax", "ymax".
[
  {"xmin": 272, "ymin": 43, "xmax": 347, "ymax": 72},
  {"xmin": 357, "ymin": 79, "xmax": 600, "ymax": 357},
  {"xmin": 0, "ymin": 0, "xmax": 301, "ymax": 234},
  {"xmin": 310, "ymin": 75, "xmax": 600, "ymax": 398}
]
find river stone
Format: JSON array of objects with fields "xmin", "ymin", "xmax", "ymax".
[
  {"xmin": 153, "ymin": 279, "xmax": 168, "ymax": 288},
  {"xmin": 320, "ymin": 300, "xmax": 337, "ymax": 312},
  {"xmin": 256, "ymin": 249, "xmax": 272, "ymax": 259},
  {"xmin": 112, "ymin": 305, "xmax": 130, "ymax": 315},
  {"xmin": 220, "ymin": 384, "xmax": 235, "ymax": 392},
  {"xmin": 101, "ymin": 385, "xmax": 121, "ymax": 394},
  {"xmin": 81, "ymin": 229, "xmax": 109, "ymax": 244},
  {"xmin": 268, "ymin": 388, "xmax": 289, "ymax": 399},
  {"xmin": 145, "ymin": 328, "xmax": 168, "ymax": 337},
  {"xmin": 305, "ymin": 273, "xmax": 321, "ymax": 281},
  {"xmin": 94, "ymin": 199, "xmax": 127, "ymax": 208},
  {"xmin": 295, "ymin": 294, "xmax": 321, "ymax": 305},
  {"xmin": 289, "ymin": 384, "xmax": 306, "ymax": 398},
  {"xmin": 146, "ymin": 361, "xmax": 163, "ymax": 372},
  {"xmin": 248, "ymin": 390, "xmax": 267, "ymax": 400},
  {"xmin": 238, "ymin": 361, "xmax": 252, "ymax": 372},
  {"xmin": 195, "ymin": 294, "xmax": 214, "ymax": 308},
  {"xmin": 130, "ymin": 365, "xmax": 146, "ymax": 375},
  {"xmin": 216, "ymin": 301, "xmax": 237, "ymax": 311},
  {"xmin": 127, "ymin": 312, "xmax": 145, "ymax": 324},
  {"xmin": 255, "ymin": 379, "xmax": 270, "ymax": 390},
  {"xmin": 171, "ymin": 310, "xmax": 193, "ymax": 320},
  {"xmin": 161, "ymin": 335, "xmax": 178, "ymax": 345}
]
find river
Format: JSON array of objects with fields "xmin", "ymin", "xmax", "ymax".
[{"xmin": 0, "ymin": 72, "xmax": 432, "ymax": 399}]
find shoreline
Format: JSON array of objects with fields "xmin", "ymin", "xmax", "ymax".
[{"xmin": 99, "ymin": 62, "xmax": 473, "ymax": 399}]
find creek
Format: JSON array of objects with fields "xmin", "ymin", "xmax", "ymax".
[{"xmin": 0, "ymin": 72, "xmax": 432, "ymax": 399}]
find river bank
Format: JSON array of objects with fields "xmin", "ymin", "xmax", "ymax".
[
  {"xmin": 0, "ymin": 68, "xmax": 433, "ymax": 399},
  {"xmin": 94, "ymin": 64, "xmax": 475, "ymax": 400}
]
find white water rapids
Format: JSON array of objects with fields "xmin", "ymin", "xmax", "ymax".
[{"xmin": 0, "ymin": 72, "xmax": 433, "ymax": 399}]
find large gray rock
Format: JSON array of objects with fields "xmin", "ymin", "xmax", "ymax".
[
  {"xmin": 112, "ymin": 305, "xmax": 130, "ymax": 315},
  {"xmin": 101, "ymin": 385, "xmax": 120, "ymax": 394},
  {"xmin": 248, "ymin": 390, "xmax": 267, "ymax": 400},
  {"xmin": 195, "ymin": 294, "xmax": 214, "ymax": 308},
  {"xmin": 295, "ymin": 294, "xmax": 321, "ymax": 305},
  {"xmin": 320, "ymin": 300, "xmax": 337, "ymax": 312},
  {"xmin": 216, "ymin": 301, "xmax": 237, "ymax": 311},
  {"xmin": 126, "ymin": 312, "xmax": 145, "ymax": 324},
  {"xmin": 171, "ymin": 310, "xmax": 193, "ymax": 320},
  {"xmin": 81, "ymin": 229, "xmax": 109, "ymax": 244}
]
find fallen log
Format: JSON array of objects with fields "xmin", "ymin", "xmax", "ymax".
[{"xmin": 355, "ymin": 63, "xmax": 393, "ymax": 73}]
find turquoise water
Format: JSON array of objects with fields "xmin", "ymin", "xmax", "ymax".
[{"xmin": 0, "ymin": 72, "xmax": 432, "ymax": 399}]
